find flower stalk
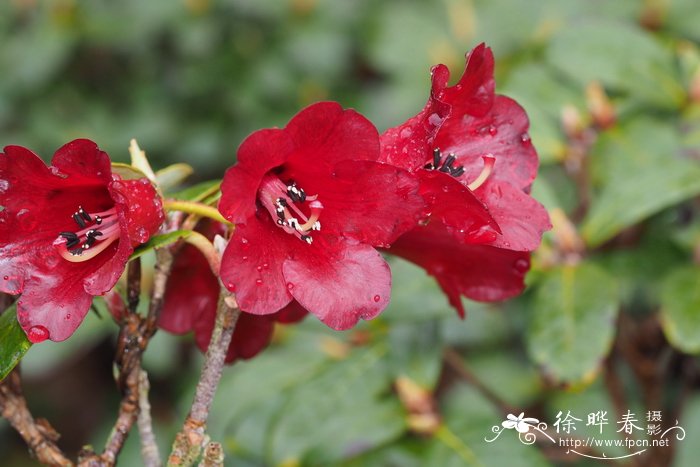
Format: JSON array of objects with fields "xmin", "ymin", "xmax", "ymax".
[{"xmin": 164, "ymin": 200, "xmax": 230, "ymax": 226}]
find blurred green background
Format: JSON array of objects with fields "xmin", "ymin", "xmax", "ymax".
[{"xmin": 3, "ymin": 0, "xmax": 700, "ymax": 466}]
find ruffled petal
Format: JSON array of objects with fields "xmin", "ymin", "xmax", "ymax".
[
  {"xmin": 474, "ymin": 180, "xmax": 551, "ymax": 252},
  {"xmin": 283, "ymin": 238, "xmax": 390, "ymax": 330},
  {"xmin": 389, "ymin": 223, "xmax": 530, "ymax": 317},
  {"xmin": 219, "ymin": 129, "xmax": 294, "ymax": 224},
  {"xmin": 220, "ymin": 216, "xmax": 294, "ymax": 315},
  {"xmin": 294, "ymin": 159, "xmax": 423, "ymax": 247},
  {"xmin": 284, "ymin": 102, "xmax": 380, "ymax": 173},
  {"xmin": 109, "ymin": 178, "xmax": 164, "ymax": 246},
  {"xmin": 50, "ymin": 139, "xmax": 113, "ymax": 186},
  {"xmin": 436, "ymin": 96, "xmax": 539, "ymax": 191}
]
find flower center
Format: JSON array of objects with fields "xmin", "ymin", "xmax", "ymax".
[
  {"xmin": 258, "ymin": 174, "xmax": 323, "ymax": 244},
  {"xmin": 53, "ymin": 206, "xmax": 120, "ymax": 263},
  {"xmin": 425, "ymin": 149, "xmax": 495, "ymax": 190}
]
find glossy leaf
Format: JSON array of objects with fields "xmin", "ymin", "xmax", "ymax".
[
  {"xmin": 527, "ymin": 262, "xmax": 618, "ymax": 384},
  {"xmin": 660, "ymin": 266, "xmax": 700, "ymax": 354},
  {"xmin": 582, "ymin": 118, "xmax": 700, "ymax": 247},
  {"xmin": 0, "ymin": 305, "xmax": 32, "ymax": 381},
  {"xmin": 129, "ymin": 229, "xmax": 192, "ymax": 261},
  {"xmin": 169, "ymin": 180, "xmax": 221, "ymax": 203}
]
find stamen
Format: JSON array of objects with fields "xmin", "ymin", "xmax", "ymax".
[
  {"xmin": 467, "ymin": 155, "xmax": 496, "ymax": 191},
  {"xmin": 78, "ymin": 206, "xmax": 92, "ymax": 222},
  {"xmin": 425, "ymin": 148, "xmax": 466, "ymax": 179},
  {"xmin": 56, "ymin": 206, "xmax": 120, "ymax": 263},
  {"xmin": 298, "ymin": 200, "xmax": 324, "ymax": 232},
  {"xmin": 73, "ymin": 213, "xmax": 86, "ymax": 229},
  {"xmin": 56, "ymin": 233, "xmax": 119, "ymax": 263}
]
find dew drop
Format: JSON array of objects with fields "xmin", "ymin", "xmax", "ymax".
[
  {"xmin": 135, "ymin": 226, "xmax": 149, "ymax": 243},
  {"xmin": 520, "ymin": 133, "xmax": 531, "ymax": 145},
  {"xmin": 286, "ymin": 282, "xmax": 295, "ymax": 290},
  {"xmin": 242, "ymin": 256, "xmax": 248, "ymax": 261},
  {"xmin": 65, "ymin": 314, "xmax": 72, "ymax": 320},
  {"xmin": 255, "ymin": 279, "xmax": 263, "ymax": 285},
  {"xmin": 256, "ymin": 265, "xmax": 263, "ymax": 272},
  {"xmin": 514, "ymin": 258, "xmax": 529, "ymax": 275},
  {"xmin": 373, "ymin": 295, "xmax": 381, "ymax": 302},
  {"xmin": 263, "ymin": 263, "xmax": 269, "ymax": 269},
  {"xmin": 466, "ymin": 225, "xmax": 498, "ymax": 244},
  {"xmin": 27, "ymin": 325, "xmax": 50, "ymax": 343},
  {"xmin": 488, "ymin": 125, "xmax": 498, "ymax": 136},
  {"xmin": 3, "ymin": 275, "xmax": 7, "ymax": 280},
  {"xmin": 226, "ymin": 282, "xmax": 236, "ymax": 291},
  {"xmin": 241, "ymin": 238, "xmax": 249, "ymax": 244}
]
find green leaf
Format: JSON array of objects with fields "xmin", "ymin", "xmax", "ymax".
[
  {"xmin": 660, "ymin": 266, "xmax": 700, "ymax": 354},
  {"xmin": 129, "ymin": 229, "xmax": 191, "ymax": 260},
  {"xmin": 527, "ymin": 262, "xmax": 618, "ymax": 384},
  {"xmin": 169, "ymin": 180, "xmax": 221, "ymax": 203},
  {"xmin": 155, "ymin": 163, "xmax": 194, "ymax": 191},
  {"xmin": 0, "ymin": 305, "xmax": 32, "ymax": 381},
  {"xmin": 546, "ymin": 19, "xmax": 685, "ymax": 109},
  {"xmin": 582, "ymin": 118, "xmax": 700, "ymax": 247}
]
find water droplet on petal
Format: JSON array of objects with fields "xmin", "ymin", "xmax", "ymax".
[
  {"xmin": 263, "ymin": 263, "xmax": 269, "ymax": 269},
  {"xmin": 256, "ymin": 265, "xmax": 263, "ymax": 272},
  {"xmin": 241, "ymin": 238, "xmax": 249, "ymax": 244},
  {"xmin": 242, "ymin": 256, "xmax": 248, "ymax": 261},
  {"xmin": 3, "ymin": 275, "xmax": 7, "ymax": 280},
  {"xmin": 136, "ymin": 226, "xmax": 149, "ymax": 243},
  {"xmin": 27, "ymin": 325, "xmax": 50, "ymax": 343},
  {"xmin": 373, "ymin": 295, "xmax": 381, "ymax": 302},
  {"xmin": 226, "ymin": 282, "xmax": 236, "ymax": 291},
  {"xmin": 65, "ymin": 314, "xmax": 71, "ymax": 320},
  {"xmin": 287, "ymin": 282, "xmax": 295, "ymax": 290},
  {"xmin": 513, "ymin": 258, "xmax": 530, "ymax": 275},
  {"xmin": 255, "ymin": 279, "xmax": 263, "ymax": 285},
  {"xmin": 488, "ymin": 125, "xmax": 498, "ymax": 136},
  {"xmin": 520, "ymin": 133, "xmax": 531, "ymax": 145},
  {"xmin": 466, "ymin": 225, "xmax": 498, "ymax": 244}
]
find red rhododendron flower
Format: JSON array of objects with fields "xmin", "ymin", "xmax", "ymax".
[
  {"xmin": 218, "ymin": 102, "xmax": 423, "ymax": 329},
  {"xmin": 159, "ymin": 221, "xmax": 307, "ymax": 363},
  {"xmin": 0, "ymin": 139, "xmax": 164, "ymax": 342},
  {"xmin": 380, "ymin": 44, "xmax": 551, "ymax": 316}
]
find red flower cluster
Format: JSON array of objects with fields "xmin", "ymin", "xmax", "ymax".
[
  {"xmin": 0, "ymin": 139, "xmax": 164, "ymax": 342},
  {"xmin": 1, "ymin": 43, "xmax": 549, "ymax": 356}
]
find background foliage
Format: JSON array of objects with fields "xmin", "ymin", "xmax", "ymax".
[{"xmin": 2, "ymin": 0, "xmax": 700, "ymax": 465}]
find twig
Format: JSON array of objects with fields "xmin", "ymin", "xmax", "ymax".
[
  {"xmin": 0, "ymin": 369, "xmax": 73, "ymax": 467},
  {"xmin": 168, "ymin": 291, "xmax": 241, "ymax": 466},
  {"xmin": 197, "ymin": 442, "xmax": 224, "ymax": 467},
  {"xmin": 138, "ymin": 370, "xmax": 162, "ymax": 467},
  {"xmin": 79, "ymin": 248, "xmax": 174, "ymax": 467}
]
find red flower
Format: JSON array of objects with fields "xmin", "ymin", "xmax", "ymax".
[
  {"xmin": 380, "ymin": 44, "xmax": 550, "ymax": 316},
  {"xmin": 159, "ymin": 222, "xmax": 306, "ymax": 363},
  {"xmin": 0, "ymin": 139, "xmax": 164, "ymax": 342},
  {"xmin": 218, "ymin": 102, "xmax": 423, "ymax": 329}
]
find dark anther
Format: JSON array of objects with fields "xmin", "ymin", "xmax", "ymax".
[
  {"xmin": 95, "ymin": 216, "xmax": 102, "ymax": 225},
  {"xmin": 300, "ymin": 234, "xmax": 313, "ymax": 244},
  {"xmin": 73, "ymin": 213, "xmax": 86, "ymax": 229},
  {"xmin": 69, "ymin": 247, "xmax": 84, "ymax": 256},
  {"xmin": 276, "ymin": 198, "xmax": 288, "ymax": 208},
  {"xmin": 85, "ymin": 229, "xmax": 103, "ymax": 239},
  {"xmin": 78, "ymin": 207, "xmax": 92, "ymax": 222},
  {"xmin": 286, "ymin": 182, "xmax": 306, "ymax": 203},
  {"xmin": 450, "ymin": 166, "xmax": 465, "ymax": 177},
  {"xmin": 83, "ymin": 235, "xmax": 97, "ymax": 249},
  {"xmin": 276, "ymin": 219, "xmax": 284, "ymax": 225},
  {"xmin": 60, "ymin": 232, "xmax": 79, "ymax": 241},
  {"xmin": 432, "ymin": 148, "xmax": 441, "ymax": 169},
  {"xmin": 427, "ymin": 148, "xmax": 465, "ymax": 179},
  {"xmin": 66, "ymin": 238, "xmax": 80, "ymax": 248}
]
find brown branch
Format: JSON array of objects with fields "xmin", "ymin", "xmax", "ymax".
[
  {"xmin": 138, "ymin": 370, "xmax": 162, "ymax": 467},
  {"xmin": 0, "ymin": 369, "xmax": 73, "ymax": 467},
  {"xmin": 168, "ymin": 291, "xmax": 240, "ymax": 466},
  {"xmin": 79, "ymin": 248, "xmax": 174, "ymax": 467}
]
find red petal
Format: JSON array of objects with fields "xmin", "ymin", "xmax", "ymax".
[
  {"xmin": 284, "ymin": 102, "xmax": 380, "ymax": 173},
  {"xmin": 474, "ymin": 180, "xmax": 551, "ymax": 252},
  {"xmin": 160, "ymin": 243, "xmax": 219, "ymax": 334},
  {"xmin": 109, "ymin": 178, "xmax": 164, "ymax": 246},
  {"xmin": 219, "ymin": 217, "xmax": 294, "ymax": 315},
  {"xmin": 389, "ymin": 223, "xmax": 530, "ymax": 317},
  {"xmin": 219, "ymin": 129, "xmax": 293, "ymax": 224},
  {"xmin": 50, "ymin": 139, "xmax": 113, "ymax": 185},
  {"xmin": 436, "ymin": 96, "xmax": 539, "ymax": 191},
  {"xmin": 283, "ymin": 238, "xmax": 391, "ymax": 330},
  {"xmin": 293, "ymin": 159, "xmax": 423, "ymax": 247},
  {"xmin": 275, "ymin": 300, "xmax": 309, "ymax": 324},
  {"xmin": 417, "ymin": 170, "xmax": 501, "ymax": 244}
]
